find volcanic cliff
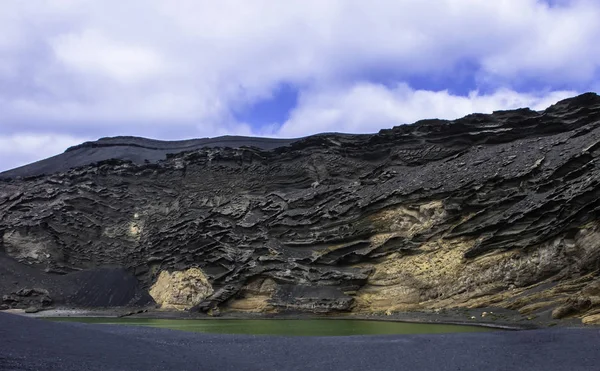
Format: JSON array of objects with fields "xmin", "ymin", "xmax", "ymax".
[{"xmin": 1, "ymin": 93, "xmax": 600, "ymax": 324}]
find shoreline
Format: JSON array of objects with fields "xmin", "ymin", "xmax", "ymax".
[{"xmin": 9, "ymin": 305, "xmax": 580, "ymax": 331}]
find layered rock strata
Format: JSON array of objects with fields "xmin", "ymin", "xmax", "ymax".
[{"xmin": 1, "ymin": 93, "xmax": 600, "ymax": 324}]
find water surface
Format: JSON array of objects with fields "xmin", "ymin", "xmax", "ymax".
[{"xmin": 48, "ymin": 318, "xmax": 494, "ymax": 336}]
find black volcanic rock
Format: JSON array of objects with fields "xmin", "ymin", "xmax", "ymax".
[{"xmin": 1, "ymin": 93, "xmax": 600, "ymax": 323}]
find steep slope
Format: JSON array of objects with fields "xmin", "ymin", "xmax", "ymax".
[{"xmin": 1, "ymin": 93, "xmax": 600, "ymax": 324}]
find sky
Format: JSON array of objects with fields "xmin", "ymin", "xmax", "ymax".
[{"xmin": 1, "ymin": 0, "xmax": 599, "ymax": 172}]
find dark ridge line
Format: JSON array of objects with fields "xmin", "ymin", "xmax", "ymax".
[{"xmin": 65, "ymin": 136, "xmax": 301, "ymax": 153}]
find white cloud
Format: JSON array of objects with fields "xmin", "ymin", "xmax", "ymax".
[
  {"xmin": 52, "ymin": 29, "xmax": 165, "ymax": 84},
  {"xmin": 481, "ymin": 0, "xmax": 600, "ymax": 83},
  {"xmin": 0, "ymin": 0, "xmax": 597, "ymax": 128},
  {"xmin": 277, "ymin": 84, "xmax": 577, "ymax": 137}
]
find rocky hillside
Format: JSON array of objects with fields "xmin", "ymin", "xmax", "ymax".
[{"xmin": 1, "ymin": 93, "xmax": 600, "ymax": 324}]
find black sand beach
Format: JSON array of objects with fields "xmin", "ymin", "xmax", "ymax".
[{"xmin": 1, "ymin": 313, "xmax": 599, "ymax": 371}]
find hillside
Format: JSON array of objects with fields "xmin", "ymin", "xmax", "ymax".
[{"xmin": 1, "ymin": 93, "xmax": 599, "ymax": 324}]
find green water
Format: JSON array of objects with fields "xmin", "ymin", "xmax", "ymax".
[{"xmin": 47, "ymin": 318, "xmax": 494, "ymax": 336}]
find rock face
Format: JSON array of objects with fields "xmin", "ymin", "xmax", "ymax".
[
  {"xmin": 2, "ymin": 288, "xmax": 52, "ymax": 310},
  {"xmin": 1, "ymin": 93, "xmax": 600, "ymax": 323}
]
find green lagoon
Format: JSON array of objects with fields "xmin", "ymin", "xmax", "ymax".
[{"xmin": 47, "ymin": 318, "xmax": 494, "ymax": 336}]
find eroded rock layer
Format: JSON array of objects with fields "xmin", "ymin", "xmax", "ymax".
[{"xmin": 1, "ymin": 93, "xmax": 600, "ymax": 323}]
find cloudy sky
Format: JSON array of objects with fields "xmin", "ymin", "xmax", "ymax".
[{"xmin": 1, "ymin": 0, "xmax": 599, "ymax": 171}]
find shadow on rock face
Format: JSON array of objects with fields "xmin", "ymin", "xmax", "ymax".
[
  {"xmin": 66, "ymin": 268, "xmax": 155, "ymax": 308},
  {"xmin": 271, "ymin": 285, "xmax": 354, "ymax": 313}
]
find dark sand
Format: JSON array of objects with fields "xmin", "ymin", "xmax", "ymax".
[{"xmin": 1, "ymin": 312, "xmax": 599, "ymax": 371}]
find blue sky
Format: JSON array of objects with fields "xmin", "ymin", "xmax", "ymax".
[{"xmin": 1, "ymin": 0, "xmax": 599, "ymax": 171}]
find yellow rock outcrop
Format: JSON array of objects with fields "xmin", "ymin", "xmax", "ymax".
[
  {"xmin": 149, "ymin": 268, "xmax": 214, "ymax": 310},
  {"xmin": 582, "ymin": 313, "xmax": 600, "ymax": 325}
]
